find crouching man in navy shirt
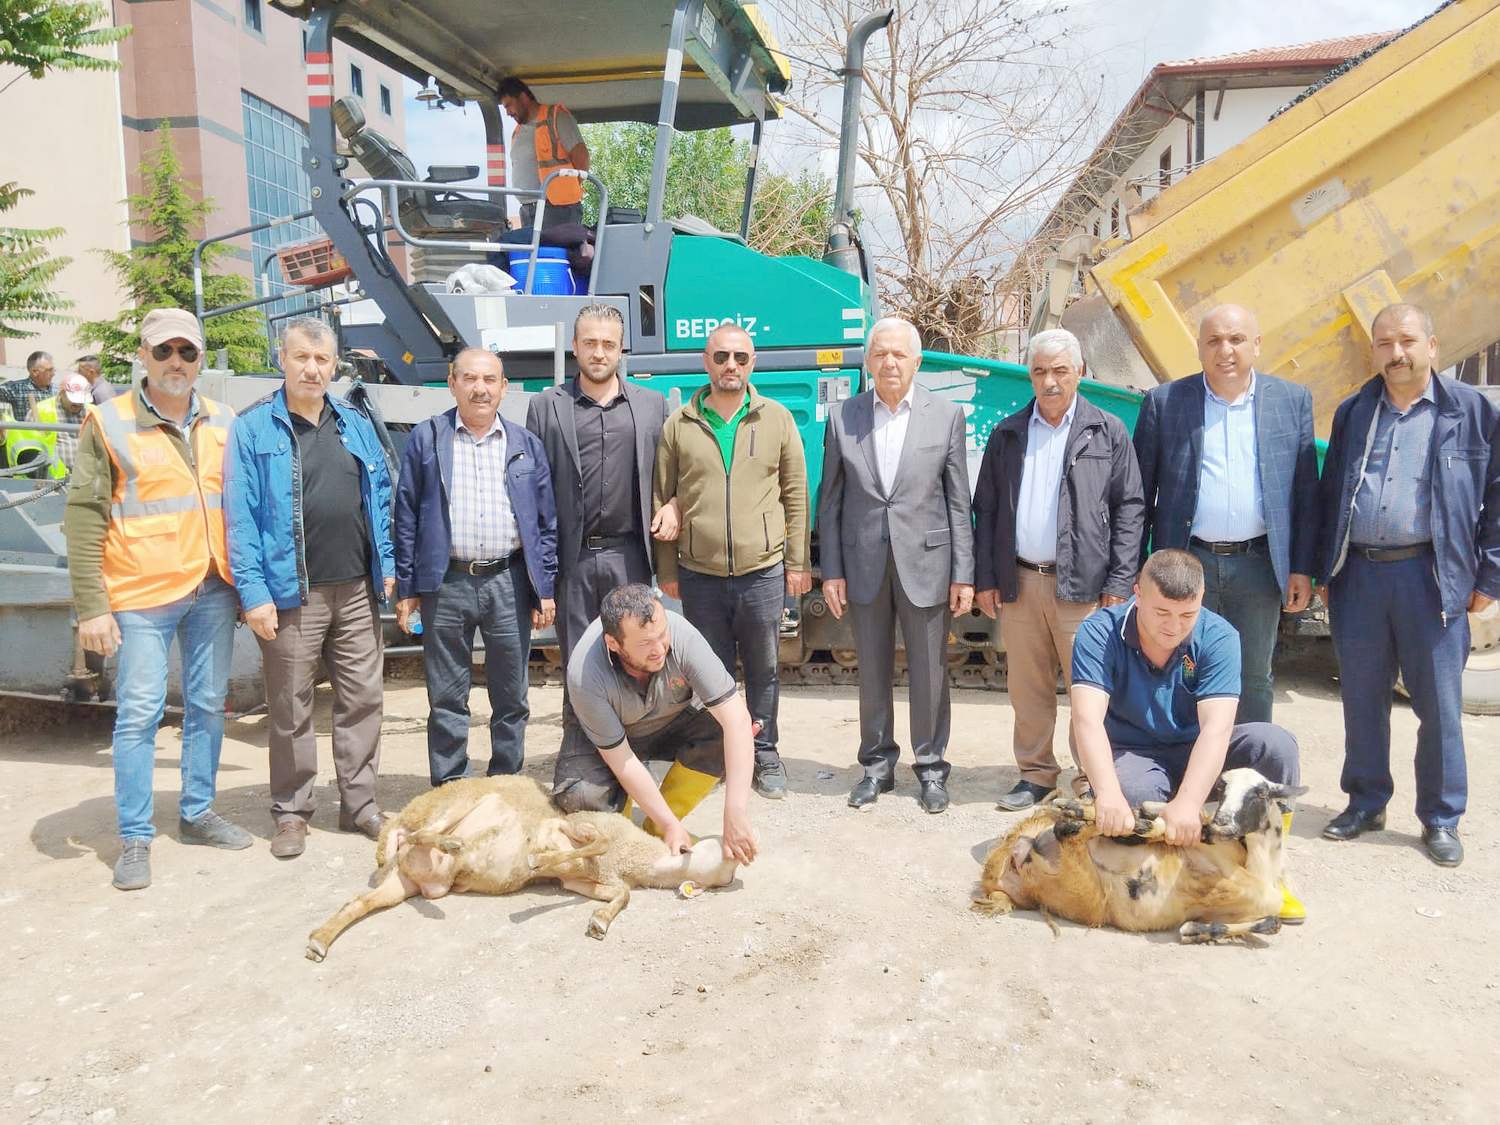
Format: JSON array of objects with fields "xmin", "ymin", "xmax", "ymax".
[{"xmin": 1068, "ymin": 548, "xmax": 1305, "ymax": 922}]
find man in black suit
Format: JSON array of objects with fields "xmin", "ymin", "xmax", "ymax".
[
  {"xmin": 526, "ymin": 305, "xmax": 671, "ymax": 803},
  {"xmin": 1132, "ymin": 304, "xmax": 1319, "ymax": 724}
]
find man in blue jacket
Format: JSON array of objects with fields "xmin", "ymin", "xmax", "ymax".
[
  {"xmin": 394, "ymin": 347, "xmax": 558, "ymax": 785},
  {"xmin": 1133, "ymin": 304, "xmax": 1319, "ymax": 724},
  {"xmin": 1317, "ymin": 304, "xmax": 1500, "ymax": 868},
  {"xmin": 224, "ymin": 318, "xmax": 396, "ymax": 859}
]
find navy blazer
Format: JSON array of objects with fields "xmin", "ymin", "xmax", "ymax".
[
  {"xmin": 1317, "ymin": 373, "xmax": 1500, "ymax": 620},
  {"xmin": 1133, "ymin": 371, "xmax": 1319, "ymax": 595},
  {"xmin": 394, "ymin": 408, "xmax": 558, "ymax": 603}
]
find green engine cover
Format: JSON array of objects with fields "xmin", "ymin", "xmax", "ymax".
[{"xmin": 662, "ymin": 235, "xmax": 874, "ymax": 351}]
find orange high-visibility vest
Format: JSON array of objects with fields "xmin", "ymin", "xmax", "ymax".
[
  {"xmin": 515, "ymin": 102, "xmax": 584, "ymax": 206},
  {"xmin": 90, "ymin": 391, "xmax": 235, "ymax": 612}
]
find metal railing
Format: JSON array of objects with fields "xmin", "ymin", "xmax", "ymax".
[{"xmin": 340, "ymin": 168, "xmax": 609, "ymax": 296}]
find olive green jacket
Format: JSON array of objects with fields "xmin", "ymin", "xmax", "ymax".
[{"xmin": 653, "ymin": 385, "xmax": 809, "ymax": 584}]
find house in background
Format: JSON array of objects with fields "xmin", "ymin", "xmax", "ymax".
[
  {"xmin": 1008, "ymin": 33, "xmax": 1388, "ymax": 347},
  {"xmin": 0, "ymin": 0, "xmax": 407, "ymax": 365}
]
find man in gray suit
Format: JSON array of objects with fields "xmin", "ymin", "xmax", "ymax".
[
  {"xmin": 526, "ymin": 305, "xmax": 671, "ymax": 801},
  {"xmin": 819, "ymin": 317, "xmax": 975, "ymax": 813}
]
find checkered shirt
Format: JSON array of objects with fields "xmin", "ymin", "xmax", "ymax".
[{"xmin": 449, "ymin": 415, "xmax": 520, "ymax": 561}]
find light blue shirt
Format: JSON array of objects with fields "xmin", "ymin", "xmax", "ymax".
[
  {"xmin": 1349, "ymin": 380, "xmax": 1436, "ymax": 547},
  {"xmin": 1015, "ymin": 398, "xmax": 1077, "ymax": 563},
  {"xmin": 1192, "ymin": 374, "xmax": 1266, "ymax": 542}
]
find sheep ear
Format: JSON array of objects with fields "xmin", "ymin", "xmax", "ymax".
[
  {"xmin": 1266, "ymin": 783, "xmax": 1308, "ymax": 800},
  {"xmin": 1208, "ymin": 776, "xmax": 1228, "ymax": 801}
]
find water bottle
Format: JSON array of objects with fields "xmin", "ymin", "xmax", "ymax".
[{"xmin": 408, "ymin": 610, "xmax": 423, "ymax": 636}]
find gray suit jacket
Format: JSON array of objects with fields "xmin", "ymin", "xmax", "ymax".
[
  {"xmin": 818, "ymin": 386, "xmax": 975, "ymax": 608},
  {"xmin": 525, "ymin": 378, "xmax": 668, "ymax": 573}
]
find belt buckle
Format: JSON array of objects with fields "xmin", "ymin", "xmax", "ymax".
[
  {"xmin": 585, "ymin": 536, "xmax": 603, "ymax": 550},
  {"xmin": 1212, "ymin": 542, "xmax": 1236, "ymax": 556},
  {"xmin": 465, "ymin": 559, "xmax": 490, "ymax": 575}
]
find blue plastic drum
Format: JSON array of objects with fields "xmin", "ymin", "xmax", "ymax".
[{"xmin": 506, "ymin": 247, "xmax": 576, "ymax": 295}]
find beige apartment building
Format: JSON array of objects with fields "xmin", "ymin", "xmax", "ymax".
[{"xmin": 0, "ymin": 0, "xmax": 406, "ymax": 366}]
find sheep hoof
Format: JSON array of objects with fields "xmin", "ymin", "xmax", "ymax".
[
  {"xmin": 586, "ymin": 916, "xmax": 610, "ymax": 940},
  {"xmin": 305, "ymin": 938, "xmax": 328, "ymax": 962},
  {"xmin": 970, "ymin": 892, "xmax": 1014, "ymax": 917}
]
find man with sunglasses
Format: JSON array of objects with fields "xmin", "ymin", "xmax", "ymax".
[
  {"xmin": 651, "ymin": 323, "xmax": 810, "ymax": 800},
  {"xmin": 64, "ymin": 308, "xmax": 251, "ymax": 891}
]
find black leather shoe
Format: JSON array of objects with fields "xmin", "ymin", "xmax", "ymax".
[
  {"xmin": 995, "ymin": 780, "xmax": 1056, "ymax": 811},
  {"xmin": 848, "ymin": 776, "xmax": 894, "ymax": 808},
  {"xmin": 1422, "ymin": 825, "xmax": 1463, "ymax": 867},
  {"xmin": 1322, "ymin": 806, "xmax": 1386, "ymax": 841},
  {"xmin": 918, "ymin": 780, "xmax": 950, "ymax": 814}
]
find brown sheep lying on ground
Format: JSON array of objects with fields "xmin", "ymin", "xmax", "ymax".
[
  {"xmin": 973, "ymin": 768, "xmax": 1306, "ymax": 943},
  {"xmin": 306, "ymin": 776, "xmax": 738, "ymax": 960}
]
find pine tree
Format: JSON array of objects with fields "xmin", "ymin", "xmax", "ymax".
[
  {"xmin": 0, "ymin": 182, "xmax": 72, "ymax": 338},
  {"xmin": 76, "ymin": 123, "xmax": 270, "ymax": 373}
]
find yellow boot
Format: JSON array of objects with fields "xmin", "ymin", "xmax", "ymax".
[
  {"xmin": 641, "ymin": 762, "xmax": 721, "ymax": 839},
  {"xmin": 1279, "ymin": 808, "xmax": 1306, "ymax": 925}
]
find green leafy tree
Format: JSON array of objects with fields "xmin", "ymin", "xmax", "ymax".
[
  {"xmin": 0, "ymin": 1, "xmax": 131, "ymax": 339},
  {"xmin": 76, "ymin": 123, "xmax": 269, "ymax": 373},
  {"xmin": 0, "ymin": 182, "xmax": 71, "ymax": 338},
  {"xmin": 581, "ymin": 123, "xmax": 831, "ymax": 259}
]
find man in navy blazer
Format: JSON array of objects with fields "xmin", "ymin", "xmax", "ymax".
[
  {"xmin": 394, "ymin": 347, "xmax": 558, "ymax": 785},
  {"xmin": 1316, "ymin": 304, "xmax": 1499, "ymax": 868},
  {"xmin": 1133, "ymin": 304, "xmax": 1319, "ymax": 724}
]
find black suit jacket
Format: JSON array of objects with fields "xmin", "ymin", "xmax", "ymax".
[{"xmin": 525, "ymin": 377, "xmax": 668, "ymax": 574}]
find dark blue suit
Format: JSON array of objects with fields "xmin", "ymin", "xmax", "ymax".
[
  {"xmin": 394, "ymin": 408, "xmax": 558, "ymax": 784},
  {"xmin": 1133, "ymin": 372, "xmax": 1320, "ymax": 722},
  {"xmin": 1317, "ymin": 373, "xmax": 1500, "ymax": 829}
]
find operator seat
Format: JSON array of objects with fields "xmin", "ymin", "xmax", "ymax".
[{"xmin": 333, "ymin": 96, "xmax": 508, "ymax": 237}]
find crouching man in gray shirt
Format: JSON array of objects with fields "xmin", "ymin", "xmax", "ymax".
[{"xmin": 554, "ymin": 583, "xmax": 758, "ymax": 864}]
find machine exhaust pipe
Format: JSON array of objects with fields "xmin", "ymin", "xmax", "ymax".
[{"xmin": 824, "ymin": 7, "xmax": 893, "ymax": 277}]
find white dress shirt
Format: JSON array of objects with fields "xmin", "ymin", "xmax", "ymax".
[
  {"xmin": 872, "ymin": 384, "xmax": 916, "ymax": 495},
  {"xmin": 1015, "ymin": 398, "xmax": 1078, "ymax": 563},
  {"xmin": 1192, "ymin": 374, "xmax": 1266, "ymax": 542}
]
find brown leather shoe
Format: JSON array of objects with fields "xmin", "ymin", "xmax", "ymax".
[
  {"xmin": 270, "ymin": 817, "xmax": 307, "ymax": 859},
  {"xmin": 338, "ymin": 807, "xmax": 388, "ymax": 840}
]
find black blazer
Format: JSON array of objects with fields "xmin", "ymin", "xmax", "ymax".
[
  {"xmin": 525, "ymin": 377, "xmax": 668, "ymax": 573},
  {"xmin": 972, "ymin": 396, "xmax": 1143, "ymax": 603}
]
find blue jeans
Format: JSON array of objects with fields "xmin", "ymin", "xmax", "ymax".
[
  {"xmin": 1190, "ymin": 542, "xmax": 1283, "ymax": 724},
  {"xmin": 1330, "ymin": 553, "xmax": 1468, "ymax": 828},
  {"xmin": 678, "ymin": 562, "xmax": 784, "ymax": 760},
  {"xmin": 421, "ymin": 562, "xmax": 533, "ymax": 785},
  {"xmin": 112, "ymin": 576, "xmax": 238, "ymax": 840}
]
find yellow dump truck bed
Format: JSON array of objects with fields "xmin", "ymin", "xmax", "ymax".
[{"xmin": 1067, "ymin": 0, "xmax": 1500, "ymax": 433}]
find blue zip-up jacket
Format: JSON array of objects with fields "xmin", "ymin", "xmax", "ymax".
[
  {"xmin": 1317, "ymin": 372, "xmax": 1500, "ymax": 622},
  {"xmin": 224, "ymin": 387, "xmax": 396, "ymax": 612},
  {"xmin": 394, "ymin": 408, "xmax": 557, "ymax": 603}
]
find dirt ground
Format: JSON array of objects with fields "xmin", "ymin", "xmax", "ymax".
[{"xmin": 2, "ymin": 647, "xmax": 1496, "ymax": 1124}]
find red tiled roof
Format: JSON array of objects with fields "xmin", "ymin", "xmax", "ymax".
[{"xmin": 1159, "ymin": 32, "xmax": 1393, "ymax": 74}]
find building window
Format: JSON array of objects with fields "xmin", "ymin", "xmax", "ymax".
[
  {"xmin": 301, "ymin": 30, "xmax": 308, "ymax": 60},
  {"xmin": 379, "ymin": 84, "xmax": 392, "ymax": 116},
  {"xmin": 350, "ymin": 64, "xmax": 364, "ymax": 98},
  {"xmin": 243, "ymin": 0, "xmax": 262, "ymax": 33},
  {"xmin": 241, "ymin": 92, "xmax": 321, "ymax": 323},
  {"xmin": 1158, "ymin": 147, "xmax": 1172, "ymax": 191},
  {"xmin": 1110, "ymin": 200, "xmax": 1120, "ymax": 237}
]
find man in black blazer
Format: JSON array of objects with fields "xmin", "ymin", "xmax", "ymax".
[
  {"xmin": 525, "ymin": 305, "xmax": 670, "ymax": 803},
  {"xmin": 1132, "ymin": 304, "xmax": 1319, "ymax": 724}
]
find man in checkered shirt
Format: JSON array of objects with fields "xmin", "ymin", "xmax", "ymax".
[
  {"xmin": 394, "ymin": 347, "xmax": 558, "ymax": 785},
  {"xmin": 1, "ymin": 350, "xmax": 57, "ymax": 421}
]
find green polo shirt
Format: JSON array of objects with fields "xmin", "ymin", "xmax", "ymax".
[{"xmin": 701, "ymin": 397, "xmax": 748, "ymax": 470}]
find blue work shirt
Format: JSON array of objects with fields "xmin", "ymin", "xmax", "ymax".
[
  {"xmin": 1014, "ymin": 398, "xmax": 1077, "ymax": 563},
  {"xmin": 1070, "ymin": 600, "xmax": 1242, "ymax": 749},
  {"xmin": 1348, "ymin": 380, "xmax": 1436, "ymax": 547},
  {"xmin": 1192, "ymin": 375, "xmax": 1266, "ymax": 542}
]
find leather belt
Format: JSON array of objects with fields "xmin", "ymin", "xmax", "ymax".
[
  {"xmin": 583, "ymin": 535, "xmax": 633, "ymax": 551},
  {"xmin": 449, "ymin": 550, "xmax": 522, "ymax": 576},
  {"xmin": 1190, "ymin": 535, "xmax": 1268, "ymax": 556},
  {"xmin": 1017, "ymin": 557, "xmax": 1058, "ymax": 575},
  {"xmin": 1349, "ymin": 542, "xmax": 1433, "ymax": 563}
]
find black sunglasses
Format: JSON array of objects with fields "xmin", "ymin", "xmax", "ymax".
[
  {"xmin": 711, "ymin": 350, "xmax": 751, "ymax": 366},
  {"xmin": 150, "ymin": 342, "xmax": 200, "ymax": 363}
]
